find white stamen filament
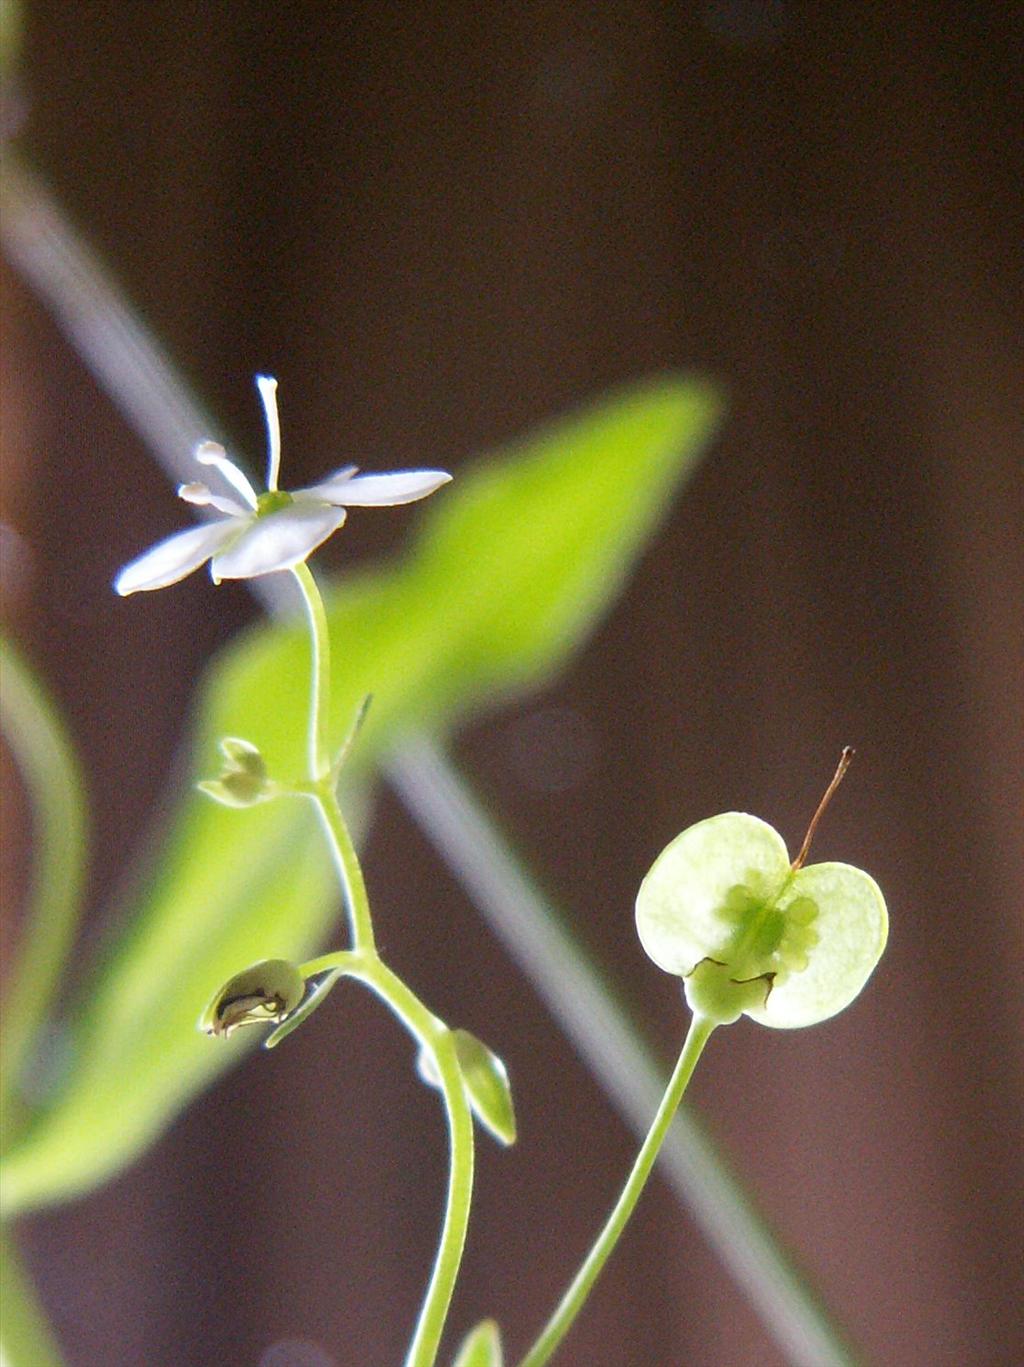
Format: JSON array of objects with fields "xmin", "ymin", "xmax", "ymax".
[
  {"xmin": 257, "ymin": 375, "xmax": 282, "ymax": 492},
  {"xmin": 196, "ymin": 441, "xmax": 260, "ymax": 510},
  {"xmin": 178, "ymin": 482, "xmax": 248, "ymax": 518}
]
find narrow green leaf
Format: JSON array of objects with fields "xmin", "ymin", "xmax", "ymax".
[
  {"xmin": 0, "ymin": 801, "xmax": 334, "ymax": 1214},
  {"xmin": 0, "ymin": 1226, "xmax": 66, "ymax": 1367},
  {"xmin": 451, "ymin": 1319, "xmax": 503, "ymax": 1367},
  {"xmin": 264, "ymin": 966, "xmax": 347, "ymax": 1050},
  {"xmin": 0, "ymin": 377, "xmax": 720, "ymax": 1214}
]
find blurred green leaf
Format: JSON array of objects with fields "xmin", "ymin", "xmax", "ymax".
[
  {"xmin": 0, "ymin": 376, "xmax": 721, "ymax": 1214},
  {"xmin": 451, "ymin": 1319, "xmax": 503, "ymax": 1367}
]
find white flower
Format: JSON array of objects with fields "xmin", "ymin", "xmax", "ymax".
[{"xmin": 114, "ymin": 376, "xmax": 452, "ymax": 595}]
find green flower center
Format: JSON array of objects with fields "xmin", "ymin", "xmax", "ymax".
[{"xmin": 256, "ymin": 489, "xmax": 294, "ymax": 516}]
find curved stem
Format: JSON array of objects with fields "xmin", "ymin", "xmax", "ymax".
[
  {"xmin": 304, "ymin": 952, "xmax": 475, "ymax": 1367},
  {"xmin": 288, "ymin": 562, "xmax": 376, "ymax": 952},
  {"xmin": 291, "ymin": 562, "xmax": 331, "ymax": 782},
  {"xmin": 0, "ymin": 635, "xmax": 88, "ymax": 1149},
  {"xmin": 518, "ymin": 1015, "xmax": 717, "ymax": 1367},
  {"xmin": 362, "ymin": 959, "xmax": 475, "ymax": 1367},
  {"xmin": 308, "ymin": 781, "xmax": 377, "ymax": 954},
  {"xmin": 283, "ymin": 564, "xmax": 470, "ymax": 1365}
]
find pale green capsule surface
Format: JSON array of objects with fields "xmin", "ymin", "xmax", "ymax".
[{"xmin": 635, "ymin": 812, "xmax": 887, "ymax": 1029}]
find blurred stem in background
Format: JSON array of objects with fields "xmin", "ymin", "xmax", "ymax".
[
  {"xmin": 0, "ymin": 151, "xmax": 858, "ymax": 1367},
  {"xmin": 0, "ymin": 636, "xmax": 85, "ymax": 1367},
  {"xmin": 0, "ymin": 635, "xmax": 88, "ymax": 1150}
]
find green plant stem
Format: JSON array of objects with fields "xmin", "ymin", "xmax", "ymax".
[
  {"xmin": 0, "ymin": 1226, "xmax": 66, "ymax": 1367},
  {"xmin": 288, "ymin": 565, "xmax": 471, "ymax": 1367},
  {"xmin": 296, "ymin": 950, "xmax": 475, "ymax": 1367},
  {"xmin": 309, "ymin": 781, "xmax": 377, "ymax": 954},
  {"xmin": 362, "ymin": 957, "xmax": 475, "ymax": 1367},
  {"xmin": 389, "ymin": 737, "xmax": 859, "ymax": 1367},
  {"xmin": 519, "ymin": 1015, "xmax": 717, "ymax": 1367},
  {"xmin": 0, "ymin": 635, "xmax": 88, "ymax": 1150},
  {"xmin": 291, "ymin": 562, "xmax": 331, "ymax": 781},
  {"xmin": 290, "ymin": 563, "xmax": 376, "ymax": 953}
]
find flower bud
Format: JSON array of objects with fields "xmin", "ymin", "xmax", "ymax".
[
  {"xmin": 197, "ymin": 736, "xmax": 272, "ymax": 808},
  {"xmin": 200, "ymin": 959, "xmax": 307, "ymax": 1038},
  {"xmin": 417, "ymin": 1027, "xmax": 517, "ymax": 1146}
]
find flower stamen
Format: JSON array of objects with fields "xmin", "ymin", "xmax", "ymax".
[
  {"xmin": 195, "ymin": 441, "xmax": 260, "ymax": 510},
  {"xmin": 178, "ymin": 482, "xmax": 249, "ymax": 517}
]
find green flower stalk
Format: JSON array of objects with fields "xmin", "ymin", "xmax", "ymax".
[
  {"xmin": 116, "ymin": 377, "xmax": 475, "ymax": 1367},
  {"xmin": 518, "ymin": 750, "xmax": 888, "ymax": 1365},
  {"xmin": 636, "ymin": 747, "xmax": 888, "ymax": 1029}
]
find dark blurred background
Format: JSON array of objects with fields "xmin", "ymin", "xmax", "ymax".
[{"xmin": 2, "ymin": 4, "xmax": 1021, "ymax": 1365}]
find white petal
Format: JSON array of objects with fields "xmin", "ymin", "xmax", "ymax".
[
  {"xmin": 301, "ymin": 468, "xmax": 452, "ymax": 506},
  {"xmin": 292, "ymin": 465, "xmax": 358, "ymax": 501},
  {"xmin": 114, "ymin": 519, "xmax": 241, "ymax": 595},
  {"xmin": 211, "ymin": 504, "xmax": 347, "ymax": 580},
  {"xmin": 256, "ymin": 376, "xmax": 282, "ymax": 492},
  {"xmin": 195, "ymin": 441, "xmax": 260, "ymax": 510},
  {"xmin": 178, "ymin": 482, "xmax": 248, "ymax": 517}
]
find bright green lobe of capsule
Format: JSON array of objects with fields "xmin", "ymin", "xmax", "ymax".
[
  {"xmin": 683, "ymin": 958, "xmax": 773, "ymax": 1025},
  {"xmin": 635, "ymin": 812, "xmax": 887, "ymax": 1029}
]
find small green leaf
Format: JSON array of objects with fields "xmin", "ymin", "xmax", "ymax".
[
  {"xmin": 451, "ymin": 1318, "xmax": 504, "ymax": 1367},
  {"xmin": 0, "ymin": 376, "xmax": 719, "ymax": 1213},
  {"xmin": 635, "ymin": 812, "xmax": 887, "ymax": 1028},
  {"xmin": 419, "ymin": 1029, "xmax": 517, "ymax": 1147},
  {"xmin": 264, "ymin": 967, "xmax": 346, "ymax": 1049}
]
